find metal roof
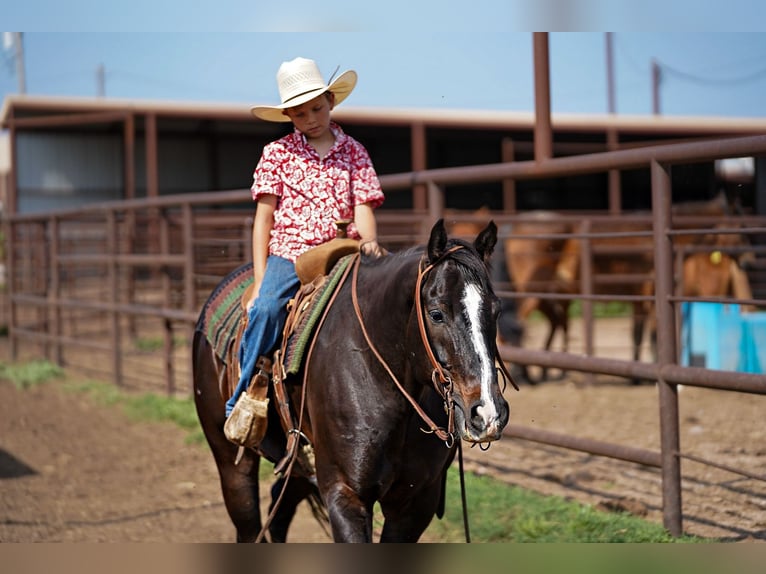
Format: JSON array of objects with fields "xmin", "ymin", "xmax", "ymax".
[{"xmin": 4, "ymin": 94, "xmax": 766, "ymax": 136}]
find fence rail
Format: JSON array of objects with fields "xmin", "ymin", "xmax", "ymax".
[{"xmin": 4, "ymin": 133, "xmax": 766, "ymax": 537}]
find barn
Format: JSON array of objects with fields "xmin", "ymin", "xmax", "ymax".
[{"xmin": 2, "ymin": 93, "xmax": 765, "ymax": 216}]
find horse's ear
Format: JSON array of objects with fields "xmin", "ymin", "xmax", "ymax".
[
  {"xmin": 427, "ymin": 218, "xmax": 448, "ymax": 262},
  {"xmin": 474, "ymin": 220, "xmax": 498, "ymax": 264}
]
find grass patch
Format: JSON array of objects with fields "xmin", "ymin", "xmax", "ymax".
[
  {"xmin": 133, "ymin": 336, "xmax": 188, "ymax": 352},
  {"xmin": 62, "ymin": 378, "xmax": 206, "ymax": 446},
  {"xmin": 429, "ymin": 469, "xmax": 706, "ymax": 543},
  {"xmin": 570, "ymin": 300, "xmax": 633, "ymax": 319},
  {"xmin": 0, "ymin": 359, "xmax": 64, "ymax": 389}
]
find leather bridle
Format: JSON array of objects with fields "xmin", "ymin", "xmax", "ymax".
[{"xmin": 352, "ymin": 246, "xmax": 465, "ymax": 446}]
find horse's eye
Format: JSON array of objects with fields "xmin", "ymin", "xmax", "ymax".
[{"xmin": 428, "ymin": 309, "xmax": 444, "ymax": 323}]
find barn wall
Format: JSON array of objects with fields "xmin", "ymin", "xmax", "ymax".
[{"xmin": 16, "ymin": 132, "xmax": 123, "ymax": 213}]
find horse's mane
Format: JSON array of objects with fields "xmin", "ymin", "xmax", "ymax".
[{"xmin": 362, "ymin": 237, "xmax": 493, "ymax": 292}]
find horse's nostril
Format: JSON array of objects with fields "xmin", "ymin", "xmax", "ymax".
[{"xmin": 471, "ymin": 403, "xmax": 487, "ymax": 427}]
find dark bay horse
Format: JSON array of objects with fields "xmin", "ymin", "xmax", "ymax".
[{"xmin": 193, "ymin": 219, "xmax": 511, "ymax": 542}]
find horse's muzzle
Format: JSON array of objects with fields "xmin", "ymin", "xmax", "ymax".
[{"xmin": 457, "ymin": 396, "xmax": 509, "ymax": 443}]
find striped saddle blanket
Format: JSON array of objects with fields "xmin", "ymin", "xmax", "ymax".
[
  {"xmin": 196, "ymin": 262, "xmax": 253, "ymax": 365},
  {"xmin": 196, "ymin": 255, "xmax": 355, "ymax": 376}
]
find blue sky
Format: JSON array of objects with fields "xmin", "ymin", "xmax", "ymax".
[{"xmin": 3, "ymin": 3, "xmax": 766, "ymax": 119}]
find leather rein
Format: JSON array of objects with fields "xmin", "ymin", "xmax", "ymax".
[
  {"xmin": 266, "ymin": 246, "xmax": 512, "ymax": 543},
  {"xmin": 351, "ymin": 245, "xmax": 517, "ymax": 446},
  {"xmin": 351, "ymin": 246, "xmax": 463, "ymax": 445}
]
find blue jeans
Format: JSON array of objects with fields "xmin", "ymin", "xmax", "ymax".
[{"xmin": 225, "ymin": 255, "xmax": 300, "ymax": 417}]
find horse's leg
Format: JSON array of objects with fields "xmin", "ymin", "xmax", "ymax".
[
  {"xmin": 532, "ymin": 299, "xmax": 569, "ymax": 383},
  {"xmin": 193, "ymin": 335, "xmax": 265, "ymax": 542},
  {"xmin": 630, "ymin": 302, "xmax": 646, "ymax": 385},
  {"xmin": 379, "ymin": 484, "xmax": 443, "ymax": 542},
  {"xmin": 544, "ymin": 299, "xmax": 572, "ymax": 381},
  {"xmin": 215, "ymin": 447, "xmax": 266, "ymax": 542},
  {"xmin": 539, "ymin": 301, "xmax": 557, "ymax": 382},
  {"xmin": 267, "ymin": 475, "xmax": 322, "ymax": 543},
  {"xmin": 322, "ymin": 482, "xmax": 374, "ymax": 542},
  {"xmin": 556, "ymin": 300, "xmax": 570, "ymax": 380},
  {"xmin": 517, "ymin": 296, "xmax": 546, "ymax": 384}
]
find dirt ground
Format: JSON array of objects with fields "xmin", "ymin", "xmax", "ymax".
[{"xmin": 1, "ymin": 318, "xmax": 765, "ymax": 543}]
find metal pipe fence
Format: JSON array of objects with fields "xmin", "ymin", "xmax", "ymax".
[{"xmin": 4, "ymin": 133, "xmax": 766, "ymax": 537}]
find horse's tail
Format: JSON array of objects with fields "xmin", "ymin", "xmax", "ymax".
[{"xmin": 305, "ymin": 489, "xmax": 331, "ymax": 535}]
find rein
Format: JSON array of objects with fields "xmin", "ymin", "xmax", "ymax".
[
  {"xmin": 256, "ymin": 254, "xmax": 356, "ymax": 543},
  {"xmin": 350, "ymin": 245, "xmax": 472, "ymax": 544},
  {"xmin": 351, "ymin": 247, "xmax": 464, "ymax": 445}
]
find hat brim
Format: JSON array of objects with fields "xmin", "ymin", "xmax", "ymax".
[{"xmin": 251, "ymin": 70, "xmax": 357, "ymax": 123}]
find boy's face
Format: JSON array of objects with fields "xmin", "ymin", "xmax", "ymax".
[{"xmin": 283, "ymin": 92, "xmax": 335, "ymax": 139}]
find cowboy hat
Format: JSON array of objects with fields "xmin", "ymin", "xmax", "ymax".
[{"xmin": 251, "ymin": 57, "xmax": 357, "ymax": 123}]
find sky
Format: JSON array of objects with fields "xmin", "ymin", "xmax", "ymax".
[{"xmin": 3, "ymin": 3, "xmax": 766, "ymax": 119}]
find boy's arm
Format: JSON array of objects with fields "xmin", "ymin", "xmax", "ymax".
[
  {"xmin": 247, "ymin": 194, "xmax": 277, "ymax": 309},
  {"xmin": 354, "ymin": 202, "xmax": 384, "ymax": 257}
]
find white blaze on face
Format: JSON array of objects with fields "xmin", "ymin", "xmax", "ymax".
[{"xmin": 462, "ymin": 282, "xmax": 498, "ymax": 423}]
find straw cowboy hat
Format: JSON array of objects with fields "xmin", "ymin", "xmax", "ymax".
[{"xmin": 251, "ymin": 57, "xmax": 357, "ymax": 123}]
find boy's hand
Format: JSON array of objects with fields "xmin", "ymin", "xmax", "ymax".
[{"xmin": 360, "ymin": 239, "xmax": 385, "ymax": 258}]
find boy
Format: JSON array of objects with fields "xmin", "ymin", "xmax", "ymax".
[{"xmin": 225, "ymin": 57, "xmax": 385, "ymax": 441}]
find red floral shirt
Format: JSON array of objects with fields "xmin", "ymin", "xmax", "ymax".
[{"xmin": 251, "ymin": 123, "xmax": 384, "ymax": 262}]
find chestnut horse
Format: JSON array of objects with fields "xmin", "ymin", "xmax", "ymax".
[
  {"xmin": 192, "ymin": 219, "xmax": 511, "ymax": 542},
  {"xmin": 451, "ymin": 193, "xmax": 751, "ymax": 384},
  {"xmin": 500, "ymin": 196, "xmax": 751, "ymax": 383}
]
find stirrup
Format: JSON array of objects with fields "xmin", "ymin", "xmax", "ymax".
[
  {"xmin": 224, "ymin": 356, "xmax": 272, "ymax": 451},
  {"xmin": 224, "ymin": 392, "xmax": 269, "ymax": 449}
]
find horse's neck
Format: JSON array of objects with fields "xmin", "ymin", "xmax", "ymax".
[{"xmin": 355, "ymin": 252, "xmax": 421, "ymax": 345}]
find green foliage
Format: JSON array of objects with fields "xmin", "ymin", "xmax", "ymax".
[
  {"xmin": 568, "ymin": 300, "xmax": 633, "ymax": 318},
  {"xmin": 0, "ymin": 360, "xmax": 64, "ymax": 389},
  {"xmin": 62, "ymin": 378, "xmax": 205, "ymax": 445},
  {"xmin": 428, "ymin": 469, "xmax": 707, "ymax": 543},
  {"xmin": 133, "ymin": 336, "xmax": 187, "ymax": 352}
]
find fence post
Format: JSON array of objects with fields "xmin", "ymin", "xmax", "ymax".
[
  {"xmin": 48, "ymin": 215, "xmax": 62, "ymax": 365},
  {"xmin": 159, "ymin": 208, "xmax": 175, "ymax": 395},
  {"xmin": 4, "ymin": 218, "xmax": 17, "ymax": 360},
  {"xmin": 651, "ymin": 159, "xmax": 683, "ymax": 537},
  {"xmin": 106, "ymin": 209, "xmax": 123, "ymax": 387},
  {"xmin": 579, "ymin": 219, "xmax": 595, "ymax": 385},
  {"xmin": 427, "ymin": 181, "xmax": 444, "ymax": 235}
]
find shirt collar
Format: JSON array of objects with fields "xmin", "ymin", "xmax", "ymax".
[{"xmin": 293, "ymin": 122, "xmax": 346, "ymax": 154}]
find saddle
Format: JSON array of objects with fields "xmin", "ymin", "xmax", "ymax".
[{"xmin": 224, "ymin": 229, "xmax": 360, "ymax": 476}]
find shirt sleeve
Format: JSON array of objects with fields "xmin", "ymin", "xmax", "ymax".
[
  {"xmin": 250, "ymin": 142, "xmax": 283, "ymax": 201},
  {"xmin": 348, "ymin": 140, "xmax": 385, "ymax": 210}
]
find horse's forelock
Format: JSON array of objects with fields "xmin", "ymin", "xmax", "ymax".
[{"xmin": 443, "ymin": 239, "xmax": 493, "ymax": 292}]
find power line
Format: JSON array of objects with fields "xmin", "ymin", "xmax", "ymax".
[{"xmin": 659, "ymin": 61, "xmax": 766, "ymax": 86}]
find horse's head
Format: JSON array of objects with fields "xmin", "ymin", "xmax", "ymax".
[{"xmin": 417, "ymin": 219, "xmax": 510, "ymax": 444}]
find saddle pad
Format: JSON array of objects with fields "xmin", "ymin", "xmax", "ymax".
[
  {"xmin": 284, "ymin": 254, "xmax": 355, "ymax": 376},
  {"xmin": 196, "ymin": 262, "xmax": 253, "ymax": 363}
]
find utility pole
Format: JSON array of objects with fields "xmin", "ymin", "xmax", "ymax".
[
  {"xmin": 605, "ymin": 32, "xmax": 616, "ymax": 114},
  {"xmin": 605, "ymin": 33, "xmax": 621, "ymax": 214},
  {"xmin": 532, "ymin": 32, "xmax": 552, "ymax": 162},
  {"xmin": 12, "ymin": 32, "xmax": 26, "ymax": 94},
  {"xmin": 97, "ymin": 63, "xmax": 105, "ymax": 97},
  {"xmin": 652, "ymin": 58, "xmax": 661, "ymax": 115}
]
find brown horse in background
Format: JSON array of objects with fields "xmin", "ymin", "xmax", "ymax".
[{"xmin": 450, "ymin": 193, "xmax": 754, "ymax": 384}]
